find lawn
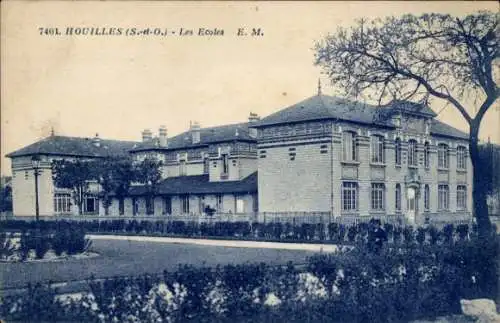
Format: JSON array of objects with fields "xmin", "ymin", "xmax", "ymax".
[{"xmin": 0, "ymin": 237, "xmax": 318, "ymax": 289}]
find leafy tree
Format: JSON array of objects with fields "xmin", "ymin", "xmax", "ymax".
[
  {"xmin": 0, "ymin": 177, "xmax": 12, "ymax": 212},
  {"xmin": 315, "ymin": 12, "xmax": 498, "ymax": 239},
  {"xmin": 95, "ymin": 157, "xmax": 136, "ymax": 215},
  {"xmin": 134, "ymin": 157, "xmax": 163, "ymax": 215},
  {"xmin": 52, "ymin": 159, "xmax": 97, "ymax": 215}
]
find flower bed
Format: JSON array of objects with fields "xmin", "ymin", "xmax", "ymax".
[
  {"xmin": 1, "ymin": 236, "xmax": 497, "ymax": 322},
  {"xmin": 0, "ymin": 224, "xmax": 91, "ymax": 262}
]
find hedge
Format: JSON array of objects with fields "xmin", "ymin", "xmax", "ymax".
[
  {"xmin": 1, "ymin": 235, "xmax": 498, "ymax": 322},
  {"xmin": 0, "ymin": 219, "xmax": 490, "ymax": 246}
]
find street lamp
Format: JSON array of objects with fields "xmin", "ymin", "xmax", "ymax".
[{"xmin": 31, "ymin": 155, "xmax": 41, "ymax": 221}]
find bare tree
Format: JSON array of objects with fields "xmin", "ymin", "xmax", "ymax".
[{"xmin": 315, "ymin": 12, "xmax": 499, "ymax": 239}]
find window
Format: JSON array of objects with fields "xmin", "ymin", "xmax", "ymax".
[
  {"xmin": 457, "ymin": 185, "xmax": 467, "ymax": 210},
  {"xmin": 133, "ymin": 198, "xmax": 139, "ymax": 215},
  {"xmin": 119, "ymin": 198, "xmax": 125, "ymax": 215},
  {"xmin": 24, "ymin": 171, "xmax": 29, "ymax": 180},
  {"xmin": 371, "ymin": 135, "xmax": 385, "ymax": 163},
  {"xmin": 181, "ymin": 195, "xmax": 190, "ymax": 214},
  {"xmin": 342, "ymin": 182, "xmax": 358, "ymax": 211},
  {"xmin": 320, "ymin": 144, "xmax": 328, "ymax": 154},
  {"xmin": 438, "ymin": 144, "xmax": 449, "ymax": 168},
  {"xmin": 424, "ymin": 142, "xmax": 430, "ymax": 168},
  {"xmin": 424, "ymin": 185, "xmax": 430, "ymax": 211},
  {"xmin": 438, "ymin": 185, "xmax": 449, "ymax": 210},
  {"xmin": 371, "ymin": 183, "xmax": 385, "ymax": 210},
  {"xmin": 395, "ymin": 138, "xmax": 402, "ymax": 166},
  {"xmin": 203, "ymin": 157, "xmax": 210, "ymax": 174},
  {"xmin": 163, "ymin": 196, "xmax": 172, "ymax": 215},
  {"xmin": 395, "ymin": 184, "xmax": 401, "ymax": 211},
  {"xmin": 216, "ymin": 194, "xmax": 223, "ymax": 212},
  {"xmin": 146, "ymin": 197, "xmax": 154, "ymax": 215},
  {"xmin": 236, "ymin": 197, "xmax": 245, "ymax": 213},
  {"xmin": 222, "ymin": 154, "xmax": 229, "ymax": 174},
  {"xmin": 179, "ymin": 160, "xmax": 187, "ymax": 176},
  {"xmin": 54, "ymin": 193, "xmax": 71, "ymax": 214},
  {"xmin": 83, "ymin": 194, "xmax": 98, "ymax": 214},
  {"xmin": 408, "ymin": 139, "xmax": 418, "ymax": 167},
  {"xmin": 342, "ymin": 132, "xmax": 357, "ymax": 161},
  {"xmin": 457, "ymin": 146, "xmax": 467, "ymax": 170}
]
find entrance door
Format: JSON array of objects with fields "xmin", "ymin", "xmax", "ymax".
[{"xmin": 406, "ymin": 187, "xmax": 417, "ymax": 225}]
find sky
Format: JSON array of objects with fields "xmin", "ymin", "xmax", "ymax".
[{"xmin": 2, "ymin": 1, "xmax": 499, "ymax": 176}]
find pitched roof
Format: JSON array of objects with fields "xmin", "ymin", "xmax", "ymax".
[
  {"xmin": 254, "ymin": 94, "xmax": 468, "ymax": 139},
  {"xmin": 130, "ymin": 122, "xmax": 256, "ymax": 152},
  {"xmin": 253, "ymin": 94, "xmax": 379, "ymax": 127},
  {"xmin": 430, "ymin": 119, "xmax": 468, "ymax": 140},
  {"xmin": 127, "ymin": 172, "xmax": 258, "ymax": 196},
  {"xmin": 6, "ymin": 135, "xmax": 138, "ymax": 158}
]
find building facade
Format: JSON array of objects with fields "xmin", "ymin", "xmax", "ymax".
[
  {"xmin": 253, "ymin": 93, "xmax": 472, "ymax": 225},
  {"xmin": 6, "ymin": 93, "xmax": 473, "ymax": 224}
]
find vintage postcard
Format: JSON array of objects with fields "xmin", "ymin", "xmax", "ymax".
[{"xmin": 1, "ymin": 1, "xmax": 499, "ymax": 322}]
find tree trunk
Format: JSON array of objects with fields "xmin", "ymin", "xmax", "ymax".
[{"xmin": 469, "ymin": 121, "xmax": 492, "ymax": 240}]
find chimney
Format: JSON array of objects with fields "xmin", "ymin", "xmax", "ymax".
[
  {"xmin": 142, "ymin": 129, "xmax": 153, "ymax": 142},
  {"xmin": 159, "ymin": 125, "xmax": 168, "ymax": 147},
  {"xmin": 248, "ymin": 112, "xmax": 260, "ymax": 138},
  {"xmin": 248, "ymin": 112, "xmax": 260, "ymax": 123},
  {"xmin": 190, "ymin": 121, "xmax": 201, "ymax": 144},
  {"xmin": 92, "ymin": 133, "xmax": 101, "ymax": 147}
]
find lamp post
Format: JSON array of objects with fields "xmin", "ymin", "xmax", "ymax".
[{"xmin": 31, "ymin": 155, "xmax": 41, "ymax": 221}]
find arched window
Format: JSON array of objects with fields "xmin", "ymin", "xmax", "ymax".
[
  {"xmin": 438, "ymin": 144, "xmax": 449, "ymax": 168},
  {"xmin": 457, "ymin": 146, "xmax": 467, "ymax": 170},
  {"xmin": 424, "ymin": 184, "xmax": 430, "ymax": 210},
  {"xmin": 424, "ymin": 142, "xmax": 430, "ymax": 168},
  {"xmin": 395, "ymin": 184, "xmax": 401, "ymax": 211},
  {"xmin": 342, "ymin": 131, "xmax": 357, "ymax": 161},
  {"xmin": 408, "ymin": 139, "xmax": 418, "ymax": 167},
  {"xmin": 395, "ymin": 138, "xmax": 402, "ymax": 166}
]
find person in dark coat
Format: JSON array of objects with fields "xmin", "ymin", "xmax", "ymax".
[{"xmin": 368, "ymin": 219, "xmax": 388, "ymax": 253}]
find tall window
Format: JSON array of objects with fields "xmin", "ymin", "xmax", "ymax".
[
  {"xmin": 371, "ymin": 183, "xmax": 385, "ymax": 210},
  {"xmin": 457, "ymin": 185, "xmax": 467, "ymax": 210},
  {"xmin": 203, "ymin": 157, "xmax": 210, "ymax": 174},
  {"xmin": 408, "ymin": 139, "xmax": 418, "ymax": 167},
  {"xmin": 395, "ymin": 138, "xmax": 402, "ymax": 166},
  {"xmin": 163, "ymin": 196, "xmax": 172, "ymax": 215},
  {"xmin": 222, "ymin": 154, "xmax": 229, "ymax": 174},
  {"xmin": 181, "ymin": 195, "xmax": 190, "ymax": 214},
  {"xmin": 133, "ymin": 198, "xmax": 139, "ymax": 215},
  {"xmin": 179, "ymin": 160, "xmax": 187, "ymax": 176},
  {"xmin": 438, "ymin": 185, "xmax": 449, "ymax": 210},
  {"xmin": 342, "ymin": 132, "xmax": 357, "ymax": 161},
  {"xmin": 424, "ymin": 185, "xmax": 430, "ymax": 211},
  {"xmin": 342, "ymin": 182, "xmax": 358, "ymax": 211},
  {"xmin": 457, "ymin": 146, "xmax": 467, "ymax": 170},
  {"xmin": 438, "ymin": 144, "xmax": 449, "ymax": 168},
  {"xmin": 54, "ymin": 193, "xmax": 71, "ymax": 214},
  {"xmin": 371, "ymin": 135, "xmax": 385, "ymax": 163},
  {"xmin": 395, "ymin": 184, "xmax": 401, "ymax": 211},
  {"xmin": 146, "ymin": 197, "xmax": 153, "ymax": 215},
  {"xmin": 424, "ymin": 142, "xmax": 430, "ymax": 168},
  {"xmin": 119, "ymin": 198, "xmax": 125, "ymax": 215},
  {"xmin": 216, "ymin": 194, "xmax": 223, "ymax": 212},
  {"xmin": 83, "ymin": 194, "xmax": 98, "ymax": 214}
]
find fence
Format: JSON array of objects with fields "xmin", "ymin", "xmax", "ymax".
[{"xmin": 1, "ymin": 211, "xmax": 473, "ymax": 228}]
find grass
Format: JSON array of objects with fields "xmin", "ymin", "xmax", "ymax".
[{"xmin": 0, "ymin": 237, "xmax": 318, "ymax": 289}]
